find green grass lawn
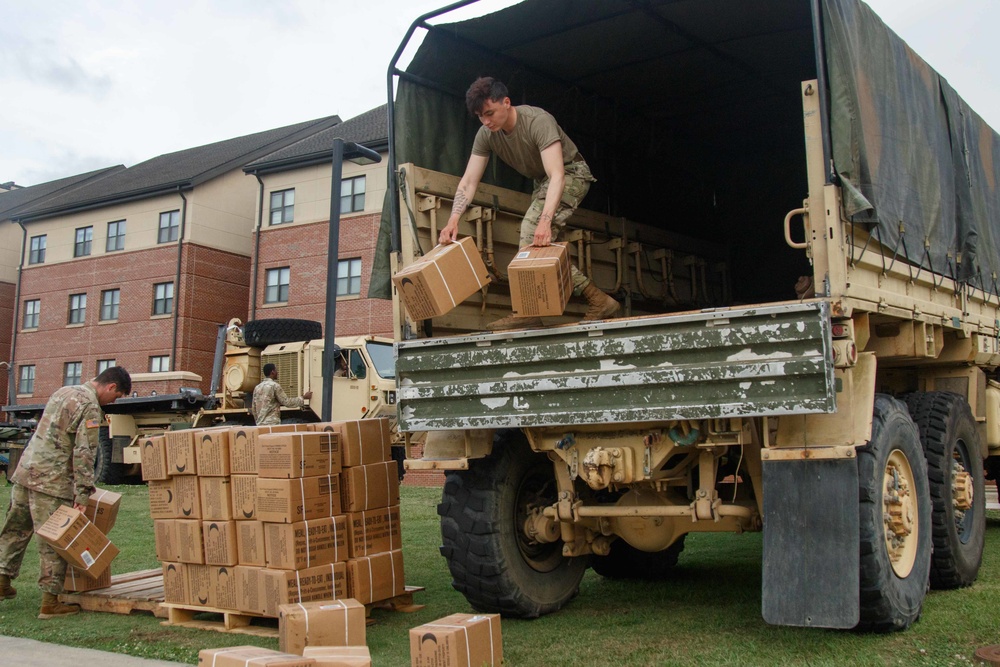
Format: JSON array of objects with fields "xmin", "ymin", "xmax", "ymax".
[{"xmin": 0, "ymin": 483, "xmax": 997, "ymax": 666}]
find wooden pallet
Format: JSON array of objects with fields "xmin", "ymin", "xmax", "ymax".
[
  {"xmin": 366, "ymin": 585, "xmax": 426, "ymax": 617},
  {"xmin": 60, "ymin": 568, "xmax": 167, "ymax": 618}
]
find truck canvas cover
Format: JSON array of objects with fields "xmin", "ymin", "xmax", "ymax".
[{"xmin": 376, "ymin": 0, "xmax": 1000, "ymax": 301}]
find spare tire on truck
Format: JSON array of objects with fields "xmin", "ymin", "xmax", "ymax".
[{"xmin": 243, "ymin": 319, "xmax": 322, "ymax": 347}]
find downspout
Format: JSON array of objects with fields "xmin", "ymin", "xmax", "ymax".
[
  {"xmin": 171, "ymin": 189, "xmax": 188, "ymax": 372},
  {"xmin": 7, "ymin": 222, "xmax": 28, "ymax": 405},
  {"xmin": 250, "ymin": 175, "xmax": 265, "ymax": 321}
]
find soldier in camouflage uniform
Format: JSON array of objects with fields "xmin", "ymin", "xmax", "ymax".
[
  {"xmin": 252, "ymin": 363, "xmax": 312, "ymax": 425},
  {"xmin": 438, "ymin": 76, "xmax": 620, "ymax": 330},
  {"xmin": 0, "ymin": 366, "xmax": 130, "ymax": 619}
]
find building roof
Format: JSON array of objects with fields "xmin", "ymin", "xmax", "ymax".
[
  {"xmin": 245, "ymin": 105, "xmax": 388, "ymax": 174},
  {"xmin": 13, "ymin": 115, "xmax": 342, "ymax": 222},
  {"xmin": 0, "ymin": 166, "xmax": 125, "ymax": 221}
]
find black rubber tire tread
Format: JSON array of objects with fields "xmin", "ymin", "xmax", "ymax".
[
  {"xmin": 856, "ymin": 394, "xmax": 931, "ymax": 632},
  {"xmin": 905, "ymin": 391, "xmax": 985, "ymax": 589},
  {"xmin": 437, "ymin": 431, "xmax": 586, "ymax": 618},
  {"xmin": 243, "ymin": 318, "xmax": 322, "ymax": 347},
  {"xmin": 590, "ymin": 535, "xmax": 686, "ymax": 580},
  {"xmin": 95, "ymin": 426, "xmax": 127, "ymax": 485}
]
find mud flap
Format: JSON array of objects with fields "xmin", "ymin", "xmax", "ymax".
[{"xmin": 761, "ymin": 457, "xmax": 859, "ymax": 628}]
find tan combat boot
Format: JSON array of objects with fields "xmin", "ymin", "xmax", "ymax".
[
  {"xmin": 0, "ymin": 574, "xmax": 16, "ymax": 600},
  {"xmin": 38, "ymin": 592, "xmax": 80, "ymax": 619},
  {"xmin": 580, "ymin": 282, "xmax": 620, "ymax": 322},
  {"xmin": 486, "ymin": 314, "xmax": 543, "ymax": 331}
]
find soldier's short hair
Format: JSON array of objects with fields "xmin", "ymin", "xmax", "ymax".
[
  {"xmin": 262, "ymin": 363, "xmax": 276, "ymax": 377},
  {"xmin": 95, "ymin": 366, "xmax": 132, "ymax": 395},
  {"xmin": 466, "ymin": 76, "xmax": 508, "ymax": 116}
]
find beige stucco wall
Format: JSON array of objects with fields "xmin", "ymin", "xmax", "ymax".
[
  {"xmin": 254, "ymin": 153, "xmax": 388, "ymax": 229},
  {"xmin": 0, "ymin": 222, "xmax": 22, "ymax": 283},
  {"xmin": 186, "ymin": 168, "xmax": 259, "ymax": 254}
]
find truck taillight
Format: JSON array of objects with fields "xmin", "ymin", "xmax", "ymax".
[{"xmin": 831, "ymin": 323, "xmax": 848, "ymax": 337}]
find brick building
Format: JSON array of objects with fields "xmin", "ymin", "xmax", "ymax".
[
  {"xmin": 243, "ymin": 105, "xmax": 392, "ymax": 337},
  {"xmin": 8, "ymin": 116, "xmax": 340, "ymax": 405}
]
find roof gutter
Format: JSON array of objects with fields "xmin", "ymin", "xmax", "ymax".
[
  {"xmin": 386, "ymin": 0, "xmax": 483, "ymax": 255},
  {"xmin": 244, "ymin": 140, "xmax": 389, "ymax": 177},
  {"xmin": 170, "ymin": 188, "xmax": 188, "ymax": 372},
  {"xmin": 11, "ymin": 181, "xmax": 193, "ymax": 224}
]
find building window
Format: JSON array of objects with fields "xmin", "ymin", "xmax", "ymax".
[
  {"xmin": 337, "ymin": 258, "xmax": 362, "ymax": 296},
  {"xmin": 64, "ymin": 361, "xmax": 83, "ymax": 386},
  {"xmin": 97, "ymin": 359, "xmax": 116, "ymax": 374},
  {"xmin": 265, "ymin": 267, "xmax": 290, "ymax": 303},
  {"xmin": 158, "ymin": 210, "xmax": 179, "ymax": 244},
  {"xmin": 106, "ymin": 220, "xmax": 126, "ymax": 252},
  {"xmin": 340, "ymin": 176, "xmax": 366, "ymax": 213},
  {"xmin": 269, "ymin": 189, "xmax": 294, "ymax": 225},
  {"xmin": 74, "ymin": 226, "xmax": 93, "ymax": 257},
  {"xmin": 23, "ymin": 299, "xmax": 40, "ymax": 329},
  {"xmin": 150, "ymin": 355, "xmax": 170, "ymax": 372},
  {"xmin": 68, "ymin": 293, "xmax": 87, "ymax": 324},
  {"xmin": 18, "ymin": 365, "xmax": 35, "ymax": 394},
  {"xmin": 153, "ymin": 282, "xmax": 174, "ymax": 315},
  {"xmin": 101, "ymin": 289, "xmax": 120, "ymax": 321},
  {"xmin": 29, "ymin": 235, "xmax": 46, "ymax": 264}
]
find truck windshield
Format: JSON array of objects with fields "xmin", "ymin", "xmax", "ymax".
[{"xmin": 365, "ymin": 342, "xmax": 395, "ymax": 379}]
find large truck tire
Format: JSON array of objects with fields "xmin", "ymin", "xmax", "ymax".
[
  {"xmin": 95, "ymin": 426, "xmax": 127, "ymax": 485},
  {"xmin": 243, "ymin": 319, "xmax": 322, "ymax": 347},
  {"xmin": 905, "ymin": 391, "xmax": 985, "ymax": 589},
  {"xmin": 856, "ymin": 395, "xmax": 931, "ymax": 632},
  {"xmin": 438, "ymin": 430, "xmax": 586, "ymax": 618},
  {"xmin": 591, "ymin": 535, "xmax": 686, "ymax": 580}
]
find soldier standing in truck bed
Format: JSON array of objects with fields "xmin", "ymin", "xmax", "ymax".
[
  {"xmin": 252, "ymin": 363, "xmax": 312, "ymax": 425},
  {"xmin": 0, "ymin": 365, "xmax": 131, "ymax": 619},
  {"xmin": 438, "ymin": 76, "xmax": 620, "ymax": 330}
]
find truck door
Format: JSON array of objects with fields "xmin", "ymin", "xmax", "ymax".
[{"xmin": 330, "ymin": 349, "xmax": 367, "ymax": 422}]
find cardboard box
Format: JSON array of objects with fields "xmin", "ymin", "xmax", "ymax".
[
  {"xmin": 237, "ymin": 521, "xmax": 266, "ymax": 567},
  {"xmin": 259, "ymin": 432, "xmax": 341, "ymax": 479},
  {"xmin": 257, "ymin": 475, "xmax": 341, "ymax": 523},
  {"xmin": 508, "ymin": 242, "xmax": 572, "ymax": 317},
  {"xmin": 196, "ymin": 646, "xmax": 315, "ymax": 667},
  {"xmin": 347, "ymin": 506, "xmax": 401, "ymax": 558},
  {"xmin": 260, "ymin": 562, "xmax": 348, "ymax": 618},
  {"xmin": 188, "ymin": 563, "xmax": 213, "ymax": 607},
  {"xmin": 175, "ymin": 475, "xmax": 202, "ymax": 519},
  {"xmin": 346, "ymin": 549, "xmax": 404, "ymax": 605},
  {"xmin": 392, "ymin": 236, "xmax": 491, "ymax": 321},
  {"xmin": 176, "ymin": 519, "xmax": 205, "ymax": 564},
  {"xmin": 148, "ymin": 479, "xmax": 176, "ymax": 519},
  {"xmin": 312, "ymin": 420, "xmax": 391, "ymax": 468},
  {"xmin": 409, "ymin": 613, "xmax": 503, "ymax": 667},
  {"xmin": 203, "ymin": 520, "xmax": 239, "ymax": 566},
  {"xmin": 154, "ymin": 519, "xmax": 179, "ymax": 562},
  {"xmin": 200, "ymin": 476, "xmax": 235, "ymax": 521},
  {"xmin": 302, "ymin": 647, "xmax": 371, "ymax": 667},
  {"xmin": 86, "ymin": 487, "xmax": 122, "ymax": 534},
  {"xmin": 232, "ymin": 474, "xmax": 258, "ymax": 520},
  {"xmin": 265, "ymin": 516, "xmax": 348, "ymax": 570},
  {"xmin": 212, "ymin": 565, "xmax": 239, "ymax": 610},
  {"xmin": 165, "ymin": 430, "xmax": 197, "ymax": 475},
  {"xmin": 194, "ymin": 428, "xmax": 231, "ymax": 476},
  {"xmin": 139, "ymin": 435, "xmax": 169, "ymax": 481},
  {"xmin": 162, "ymin": 562, "xmax": 188, "ymax": 604},
  {"xmin": 36, "ymin": 505, "xmax": 118, "ymax": 577},
  {"xmin": 235, "ymin": 565, "xmax": 263, "ymax": 614},
  {"xmin": 340, "ymin": 462, "xmax": 399, "ymax": 513},
  {"xmin": 279, "ymin": 598, "xmax": 365, "ymax": 655},
  {"xmin": 64, "ymin": 564, "xmax": 111, "ymax": 592},
  {"xmin": 229, "ymin": 424, "xmax": 312, "ymax": 475}
]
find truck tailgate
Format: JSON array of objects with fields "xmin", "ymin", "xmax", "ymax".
[{"xmin": 396, "ymin": 301, "xmax": 835, "ymax": 431}]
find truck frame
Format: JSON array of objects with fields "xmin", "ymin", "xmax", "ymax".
[{"xmin": 383, "ymin": 0, "xmax": 1000, "ymax": 630}]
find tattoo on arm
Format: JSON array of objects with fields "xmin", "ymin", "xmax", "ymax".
[{"xmin": 453, "ymin": 189, "xmax": 470, "ymax": 217}]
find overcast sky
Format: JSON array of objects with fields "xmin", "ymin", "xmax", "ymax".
[{"xmin": 1, "ymin": 0, "xmax": 997, "ymax": 187}]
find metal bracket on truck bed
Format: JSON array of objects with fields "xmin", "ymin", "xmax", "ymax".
[{"xmin": 396, "ymin": 301, "xmax": 836, "ymax": 432}]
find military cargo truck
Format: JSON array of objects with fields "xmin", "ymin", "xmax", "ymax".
[{"xmin": 375, "ymin": 0, "xmax": 1000, "ymax": 630}]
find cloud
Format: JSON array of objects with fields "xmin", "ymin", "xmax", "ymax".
[{"xmin": 0, "ymin": 33, "xmax": 112, "ymax": 98}]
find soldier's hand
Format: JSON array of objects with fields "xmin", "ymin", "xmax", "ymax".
[
  {"xmin": 439, "ymin": 222, "xmax": 458, "ymax": 245},
  {"xmin": 302, "ymin": 391, "xmax": 313, "ymax": 400},
  {"xmin": 73, "ymin": 503, "xmax": 87, "ymax": 512},
  {"xmin": 533, "ymin": 223, "xmax": 552, "ymax": 247}
]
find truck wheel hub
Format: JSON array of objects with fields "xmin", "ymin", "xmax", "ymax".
[{"xmin": 883, "ymin": 450, "xmax": 918, "ymax": 577}]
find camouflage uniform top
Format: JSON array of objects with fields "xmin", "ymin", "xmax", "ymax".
[
  {"xmin": 252, "ymin": 377, "xmax": 305, "ymax": 426},
  {"xmin": 11, "ymin": 383, "xmax": 102, "ymax": 505}
]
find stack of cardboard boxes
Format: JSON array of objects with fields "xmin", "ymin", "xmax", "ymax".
[
  {"xmin": 40, "ymin": 488, "xmax": 122, "ymax": 593},
  {"xmin": 142, "ymin": 418, "xmax": 403, "ymax": 617}
]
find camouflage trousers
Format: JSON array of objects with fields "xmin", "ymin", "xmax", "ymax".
[
  {"xmin": 0, "ymin": 484, "xmax": 70, "ymax": 594},
  {"xmin": 520, "ymin": 160, "xmax": 596, "ymax": 294}
]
